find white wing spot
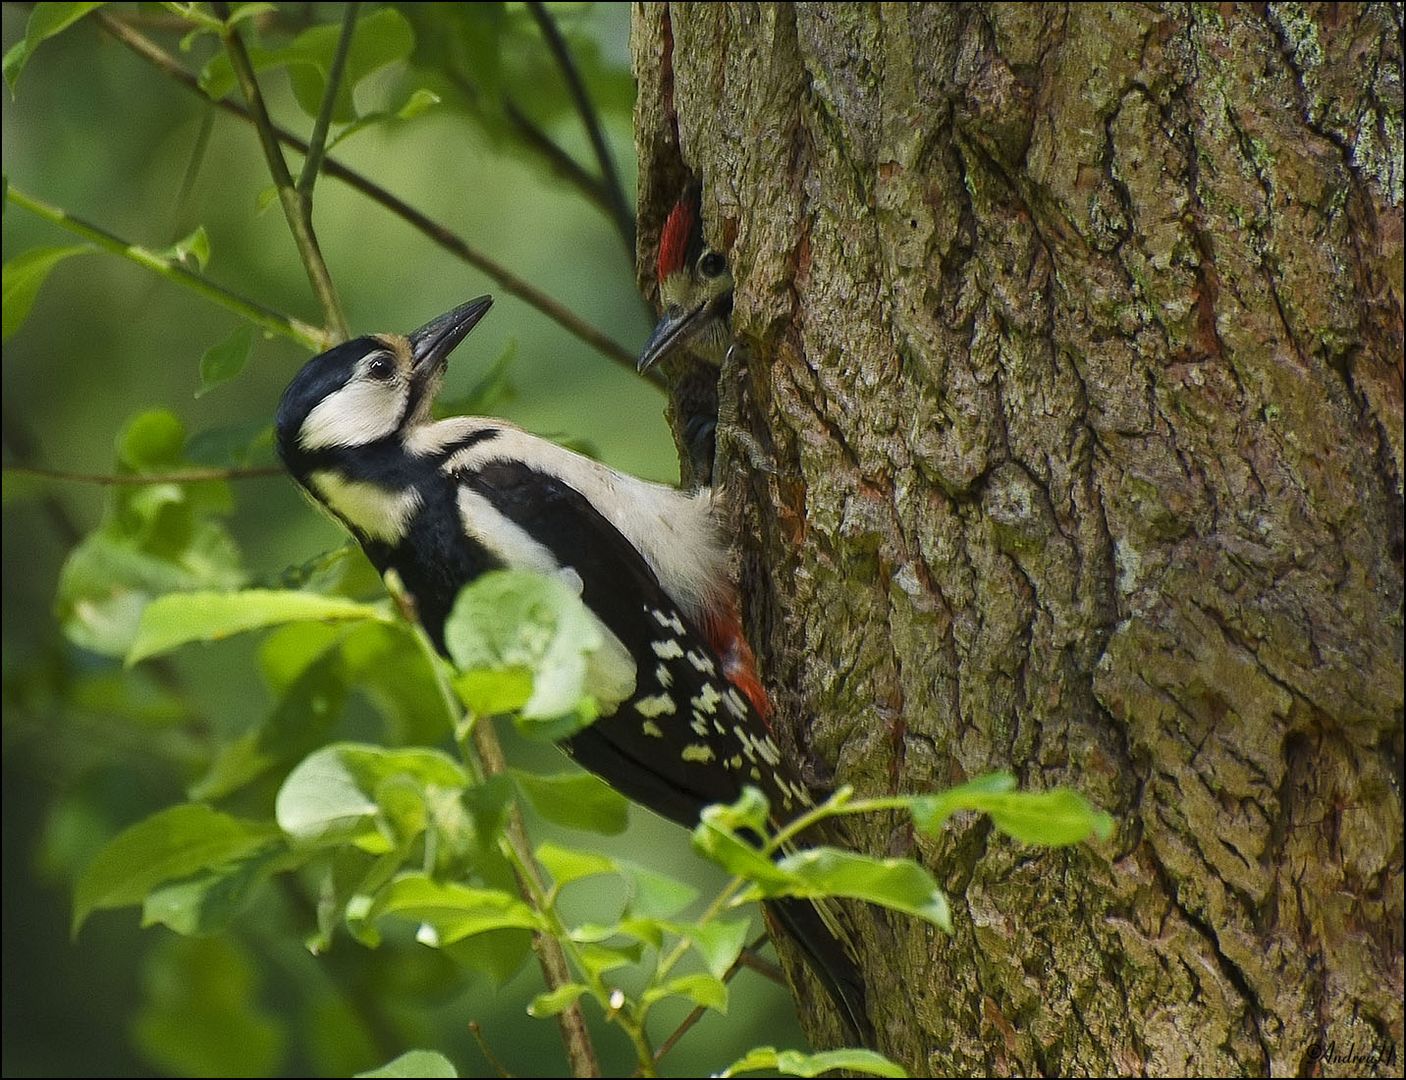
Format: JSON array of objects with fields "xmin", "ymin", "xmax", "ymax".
[
  {"xmin": 641, "ymin": 719, "xmax": 664, "ymax": 738},
  {"xmin": 652, "ymin": 639, "xmax": 684, "ymax": 660},
  {"xmin": 749, "ymin": 766, "xmax": 761, "ymax": 780},
  {"xmin": 655, "ymin": 662, "xmax": 674, "ymax": 688},
  {"xmin": 757, "ymin": 736, "xmax": 782, "ymax": 766},
  {"xmin": 728, "ymin": 754, "xmax": 743, "ymax": 770},
  {"xmin": 650, "ymin": 608, "xmax": 686, "ymax": 635},
  {"xmin": 635, "ymin": 693, "xmax": 677, "ymax": 718},
  {"xmin": 722, "ymin": 688, "xmax": 749, "ymax": 719},
  {"xmin": 682, "ymin": 743, "xmax": 716, "ymax": 763},
  {"xmin": 690, "ymin": 683, "xmax": 721, "ymax": 716},
  {"xmin": 686, "ymin": 649, "xmax": 717, "ymax": 675},
  {"xmin": 691, "ymin": 714, "xmax": 710, "ymax": 737}
]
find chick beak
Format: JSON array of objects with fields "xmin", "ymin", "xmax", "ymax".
[
  {"xmin": 409, "ymin": 295, "xmax": 494, "ymax": 374},
  {"xmin": 637, "ymin": 302, "xmax": 708, "ymax": 373}
]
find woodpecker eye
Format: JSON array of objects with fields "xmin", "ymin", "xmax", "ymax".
[
  {"xmin": 365, "ymin": 354, "xmax": 396, "ymax": 381},
  {"xmin": 698, "ymin": 251, "xmax": 727, "ymax": 278}
]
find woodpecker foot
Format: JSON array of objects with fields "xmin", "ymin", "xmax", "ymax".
[
  {"xmin": 716, "ymin": 343, "xmax": 775, "ymax": 477},
  {"xmin": 716, "ymin": 421, "xmax": 775, "ymax": 476}
]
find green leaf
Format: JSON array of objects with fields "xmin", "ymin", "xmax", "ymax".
[
  {"xmin": 156, "ymin": 224, "xmax": 211, "ymax": 271},
  {"xmin": 73, "ymin": 804, "xmax": 278, "ymax": 933},
  {"xmin": 705, "ymin": 785, "xmax": 773, "ymax": 837},
  {"xmin": 720, "ymin": 1047, "xmax": 909, "ymax": 1078},
  {"xmin": 128, "ymin": 589, "xmax": 389, "ymax": 664},
  {"xmin": 1, "ymin": 244, "xmax": 93, "ymax": 340},
  {"xmin": 200, "ymin": 8, "xmax": 414, "ymax": 121},
  {"xmin": 356, "ymin": 1050, "xmax": 458, "ymax": 1078},
  {"xmin": 196, "ymin": 325, "xmax": 254, "ymax": 398},
  {"xmin": 55, "ymin": 409, "xmax": 248, "ymax": 655},
  {"xmin": 4, "ymin": 3, "xmax": 107, "ymax": 93},
  {"xmin": 643, "ymin": 972, "xmax": 728, "ymax": 1012},
  {"xmin": 444, "ymin": 569, "xmax": 617, "ymax": 733},
  {"xmin": 534, "ymin": 841, "xmax": 615, "ymax": 887},
  {"xmin": 527, "ymin": 983, "xmax": 588, "ymax": 1018},
  {"xmin": 689, "ymin": 917, "xmax": 752, "ymax": 979},
  {"xmin": 576, "ymin": 940, "xmax": 641, "ymax": 979},
  {"xmin": 193, "ymin": 645, "xmax": 348, "ymax": 801},
  {"xmin": 141, "ymin": 848, "xmax": 289, "ymax": 936},
  {"xmin": 275, "ymin": 743, "xmax": 467, "ymax": 848},
  {"xmin": 618, "ymin": 861, "xmax": 699, "ymax": 919},
  {"xmin": 451, "ymin": 667, "xmax": 532, "ymax": 717},
  {"xmin": 325, "ymin": 87, "xmax": 443, "ymax": 153},
  {"xmin": 768, "ymin": 848, "xmax": 951, "ymax": 933},
  {"xmin": 441, "ymin": 927, "xmax": 533, "ymax": 985},
  {"xmin": 512, "ymin": 769, "xmax": 629, "ymax": 835},
  {"xmin": 368, "ymin": 875, "xmax": 543, "ymax": 944},
  {"xmin": 910, "ymin": 775, "xmax": 1113, "ymax": 847}
]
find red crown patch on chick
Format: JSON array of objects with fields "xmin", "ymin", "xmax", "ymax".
[{"xmin": 657, "ymin": 197, "xmax": 696, "ymax": 282}]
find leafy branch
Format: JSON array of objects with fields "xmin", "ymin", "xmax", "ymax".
[
  {"xmin": 92, "ymin": 571, "xmax": 1112, "ymax": 1079},
  {"xmin": 92, "ymin": 9, "xmax": 653, "ymax": 383},
  {"xmin": 526, "ymin": 1, "xmax": 634, "ymax": 251},
  {"xmin": 5, "ymin": 185, "xmax": 326, "ymax": 349},
  {"xmin": 210, "ymin": 0, "xmax": 348, "ymax": 341}
]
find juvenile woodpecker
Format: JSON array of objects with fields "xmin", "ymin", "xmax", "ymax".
[
  {"xmin": 639, "ymin": 195, "xmax": 734, "ymax": 373},
  {"xmin": 275, "ymin": 296, "xmax": 871, "ymax": 1045},
  {"xmin": 637, "ymin": 195, "xmax": 740, "ymax": 487}
]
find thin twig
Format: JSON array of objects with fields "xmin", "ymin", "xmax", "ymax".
[
  {"xmin": 6, "ymin": 185, "xmax": 326, "ymax": 350},
  {"xmin": 502, "ymin": 94, "xmax": 617, "ymax": 221},
  {"xmin": 468, "ymin": 1020, "xmax": 515, "ymax": 1079},
  {"xmin": 526, "ymin": 2, "xmax": 635, "ymax": 251},
  {"xmin": 470, "ymin": 719, "xmax": 602, "ymax": 1079},
  {"xmin": 298, "ymin": 2, "xmax": 359, "ymax": 197},
  {"xmin": 95, "ymin": 12, "xmax": 653, "ymax": 383},
  {"xmin": 3, "ymin": 464, "xmax": 284, "ymax": 486},
  {"xmin": 648, "ymin": 934, "xmax": 774, "ymax": 1070},
  {"xmin": 735, "ymin": 948, "xmax": 785, "ymax": 984},
  {"xmin": 211, "ymin": 1, "xmax": 349, "ymax": 341}
]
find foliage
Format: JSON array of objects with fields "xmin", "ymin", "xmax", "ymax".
[{"xmin": 1, "ymin": 4, "xmax": 1112, "ymax": 1077}]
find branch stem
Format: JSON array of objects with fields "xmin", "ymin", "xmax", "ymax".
[
  {"xmin": 6, "ymin": 185, "xmax": 326, "ymax": 350},
  {"xmin": 211, "ymin": 1, "xmax": 348, "ymax": 341},
  {"xmin": 3, "ymin": 464, "xmax": 283, "ymax": 486},
  {"xmin": 95, "ymin": 12, "xmax": 652, "ymax": 382},
  {"xmin": 526, "ymin": 1, "xmax": 634, "ymax": 251},
  {"xmin": 298, "ymin": 2, "xmax": 359, "ymax": 197}
]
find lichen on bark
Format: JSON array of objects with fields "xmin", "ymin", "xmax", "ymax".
[{"xmin": 633, "ymin": 3, "xmax": 1403, "ymax": 1074}]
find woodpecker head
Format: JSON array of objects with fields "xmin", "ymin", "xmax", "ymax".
[
  {"xmin": 275, "ymin": 295, "xmax": 493, "ymax": 468},
  {"xmin": 637, "ymin": 196, "xmax": 733, "ymax": 373}
]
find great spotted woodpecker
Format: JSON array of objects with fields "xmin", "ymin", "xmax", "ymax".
[
  {"xmin": 637, "ymin": 194, "xmax": 738, "ymax": 487},
  {"xmin": 638, "ymin": 195, "xmax": 734, "ymax": 373},
  {"xmin": 274, "ymin": 296, "xmax": 871, "ymax": 1044}
]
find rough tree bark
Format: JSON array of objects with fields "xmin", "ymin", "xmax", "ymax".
[{"xmin": 632, "ymin": 3, "xmax": 1402, "ymax": 1075}]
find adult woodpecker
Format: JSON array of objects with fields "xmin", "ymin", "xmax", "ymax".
[{"xmin": 274, "ymin": 296, "xmax": 872, "ymax": 1045}]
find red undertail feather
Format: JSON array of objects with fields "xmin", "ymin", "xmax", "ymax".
[
  {"xmin": 702, "ymin": 595, "xmax": 774, "ymax": 721},
  {"xmin": 657, "ymin": 197, "xmax": 696, "ymax": 282}
]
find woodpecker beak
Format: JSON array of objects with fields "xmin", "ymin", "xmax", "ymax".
[
  {"xmin": 637, "ymin": 302, "xmax": 707, "ymax": 373},
  {"xmin": 409, "ymin": 295, "xmax": 494, "ymax": 373}
]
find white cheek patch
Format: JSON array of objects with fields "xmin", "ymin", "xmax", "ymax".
[
  {"xmin": 300, "ymin": 380, "xmax": 409, "ymax": 450},
  {"xmin": 310, "ymin": 472, "xmax": 422, "ymax": 543}
]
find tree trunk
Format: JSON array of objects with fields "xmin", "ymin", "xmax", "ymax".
[{"xmin": 633, "ymin": 2, "xmax": 1403, "ymax": 1075}]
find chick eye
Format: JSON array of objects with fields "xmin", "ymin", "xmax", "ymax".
[
  {"xmin": 698, "ymin": 251, "xmax": 727, "ymax": 278},
  {"xmin": 366, "ymin": 354, "xmax": 396, "ymax": 381}
]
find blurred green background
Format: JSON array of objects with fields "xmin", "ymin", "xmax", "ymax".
[{"xmin": 2, "ymin": 3, "xmax": 802, "ymax": 1075}]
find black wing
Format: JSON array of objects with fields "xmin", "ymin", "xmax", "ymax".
[{"xmin": 462, "ymin": 458, "xmax": 804, "ymax": 829}]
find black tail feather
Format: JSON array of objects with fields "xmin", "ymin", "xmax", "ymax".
[{"xmin": 764, "ymin": 897, "xmax": 875, "ymax": 1049}]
